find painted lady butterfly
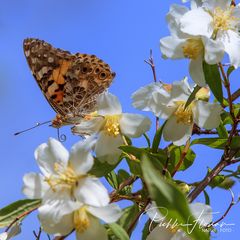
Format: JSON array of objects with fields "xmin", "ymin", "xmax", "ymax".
[{"xmin": 23, "ymin": 38, "xmax": 116, "ymax": 128}]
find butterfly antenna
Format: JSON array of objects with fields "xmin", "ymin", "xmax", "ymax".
[
  {"xmin": 57, "ymin": 128, "xmax": 67, "ymax": 142},
  {"xmin": 14, "ymin": 121, "xmax": 52, "ymax": 136}
]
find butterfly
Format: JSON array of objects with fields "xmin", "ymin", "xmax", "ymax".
[{"xmin": 23, "ymin": 38, "xmax": 116, "ymax": 129}]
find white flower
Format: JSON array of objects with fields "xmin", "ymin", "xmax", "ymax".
[
  {"xmin": 132, "ymin": 77, "xmax": 222, "ymax": 146},
  {"xmin": 0, "ymin": 224, "xmax": 21, "ymax": 240},
  {"xmin": 22, "ymin": 137, "xmax": 110, "ymax": 223},
  {"xmin": 160, "ymin": 4, "xmax": 225, "ymax": 86},
  {"xmin": 39, "ymin": 202, "xmax": 122, "ymax": 240},
  {"xmin": 72, "ymin": 92, "xmax": 151, "ymax": 164},
  {"xmin": 180, "ymin": 0, "xmax": 240, "ymax": 68},
  {"xmin": 146, "ymin": 202, "xmax": 212, "ymax": 240}
]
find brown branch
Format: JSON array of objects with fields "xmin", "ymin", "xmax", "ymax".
[
  {"xmin": 231, "ymin": 0, "xmax": 236, "ymax": 6},
  {"xmin": 171, "ymin": 140, "xmax": 190, "ymax": 177},
  {"xmin": 110, "ymin": 176, "xmax": 138, "ymax": 203},
  {"xmin": 127, "ymin": 198, "xmax": 150, "ymax": 235},
  {"xmin": 210, "ymin": 189, "xmax": 236, "ymax": 226},
  {"xmin": 219, "ymin": 63, "xmax": 235, "ymax": 120},
  {"xmin": 6, "ymin": 206, "xmax": 39, "ymax": 232},
  {"xmin": 188, "ymin": 117, "xmax": 239, "ymax": 202},
  {"xmin": 144, "ymin": 50, "xmax": 159, "ymax": 130}
]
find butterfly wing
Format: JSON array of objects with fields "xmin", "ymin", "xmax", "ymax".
[{"xmin": 23, "ymin": 38, "xmax": 116, "ymax": 123}]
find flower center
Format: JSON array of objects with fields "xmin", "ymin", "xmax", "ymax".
[
  {"xmin": 182, "ymin": 39, "xmax": 204, "ymax": 60},
  {"xmin": 104, "ymin": 115, "xmax": 121, "ymax": 137},
  {"xmin": 174, "ymin": 102, "xmax": 193, "ymax": 125},
  {"xmin": 45, "ymin": 163, "xmax": 79, "ymax": 191},
  {"xmin": 73, "ymin": 206, "xmax": 90, "ymax": 233},
  {"xmin": 212, "ymin": 6, "xmax": 237, "ymax": 32}
]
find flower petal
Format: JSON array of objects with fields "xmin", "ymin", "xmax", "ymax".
[
  {"xmin": 69, "ymin": 137, "xmax": 96, "ymax": 175},
  {"xmin": 193, "ymin": 101, "xmax": 222, "ymax": 129},
  {"xmin": 131, "ymin": 82, "xmax": 163, "ymax": 111},
  {"xmin": 160, "ymin": 36, "xmax": 186, "ymax": 59},
  {"xmin": 146, "ymin": 225, "xmax": 174, "ymax": 240},
  {"xmin": 202, "ymin": 37, "xmax": 225, "ymax": 64},
  {"xmin": 72, "ymin": 117, "xmax": 105, "ymax": 136},
  {"xmin": 76, "ymin": 215, "xmax": 108, "ymax": 240},
  {"xmin": 189, "ymin": 57, "xmax": 206, "ymax": 87},
  {"xmin": 170, "ymin": 77, "xmax": 193, "ymax": 101},
  {"xmin": 39, "ymin": 211, "xmax": 74, "ymax": 235},
  {"xmin": 167, "ymin": 4, "xmax": 189, "ymax": 38},
  {"xmin": 163, "ymin": 115, "xmax": 193, "ymax": 146},
  {"xmin": 220, "ymin": 30, "xmax": 240, "ymax": 68},
  {"xmin": 74, "ymin": 177, "xmax": 109, "ymax": 207},
  {"xmin": 35, "ymin": 138, "xmax": 69, "ymax": 177},
  {"xmin": 41, "ymin": 190, "xmax": 81, "ymax": 222},
  {"xmin": 95, "ymin": 132, "xmax": 123, "ymax": 164},
  {"xmin": 22, "ymin": 173, "xmax": 49, "ymax": 199},
  {"xmin": 0, "ymin": 233, "xmax": 7, "ymax": 240},
  {"xmin": 97, "ymin": 92, "xmax": 122, "ymax": 115},
  {"xmin": 120, "ymin": 113, "xmax": 151, "ymax": 138},
  {"xmin": 88, "ymin": 204, "xmax": 122, "ymax": 223},
  {"xmin": 180, "ymin": 8, "xmax": 213, "ymax": 37},
  {"xmin": 190, "ymin": 203, "xmax": 213, "ymax": 226},
  {"xmin": 203, "ymin": 0, "xmax": 231, "ymax": 11}
]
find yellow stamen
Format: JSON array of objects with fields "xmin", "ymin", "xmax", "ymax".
[
  {"xmin": 104, "ymin": 115, "xmax": 121, "ymax": 137},
  {"xmin": 212, "ymin": 6, "xmax": 237, "ymax": 32},
  {"xmin": 73, "ymin": 206, "xmax": 90, "ymax": 233},
  {"xmin": 182, "ymin": 39, "xmax": 204, "ymax": 60},
  {"xmin": 45, "ymin": 163, "xmax": 79, "ymax": 192},
  {"xmin": 174, "ymin": 101, "xmax": 193, "ymax": 125}
]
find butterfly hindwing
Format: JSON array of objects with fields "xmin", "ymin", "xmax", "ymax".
[{"xmin": 23, "ymin": 38, "xmax": 116, "ymax": 126}]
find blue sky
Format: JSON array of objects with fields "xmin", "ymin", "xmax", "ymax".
[{"xmin": 0, "ymin": 0, "xmax": 239, "ymax": 239}]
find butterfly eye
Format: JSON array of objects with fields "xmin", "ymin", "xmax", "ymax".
[
  {"xmin": 99, "ymin": 72, "xmax": 107, "ymax": 80},
  {"xmin": 81, "ymin": 67, "xmax": 88, "ymax": 74},
  {"xmin": 95, "ymin": 68, "xmax": 100, "ymax": 74}
]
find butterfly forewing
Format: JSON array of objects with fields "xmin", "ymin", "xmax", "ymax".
[{"xmin": 23, "ymin": 38, "xmax": 116, "ymax": 127}]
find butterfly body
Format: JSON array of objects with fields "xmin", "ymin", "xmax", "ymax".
[{"xmin": 23, "ymin": 38, "xmax": 116, "ymax": 128}]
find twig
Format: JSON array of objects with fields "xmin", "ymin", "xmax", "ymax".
[
  {"xmin": 209, "ymin": 189, "xmax": 236, "ymax": 227},
  {"xmin": 171, "ymin": 140, "xmax": 190, "ymax": 177},
  {"xmin": 144, "ymin": 50, "xmax": 159, "ymax": 130},
  {"xmin": 192, "ymin": 126, "xmax": 240, "ymax": 135},
  {"xmin": 162, "ymin": 147, "xmax": 171, "ymax": 175},
  {"xmin": 5, "ymin": 206, "xmax": 39, "ymax": 232},
  {"xmin": 127, "ymin": 198, "xmax": 150, "ymax": 235},
  {"xmin": 231, "ymin": 0, "xmax": 236, "ymax": 6},
  {"xmin": 219, "ymin": 63, "xmax": 235, "ymax": 120},
  {"xmin": 110, "ymin": 176, "xmax": 138, "ymax": 202},
  {"xmin": 54, "ymin": 230, "xmax": 74, "ymax": 240}
]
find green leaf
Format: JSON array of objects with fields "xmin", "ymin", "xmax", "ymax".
[
  {"xmin": 106, "ymin": 171, "xmax": 119, "ymax": 189},
  {"xmin": 221, "ymin": 112, "xmax": 233, "ymax": 125},
  {"xmin": 0, "ymin": 199, "xmax": 41, "ymax": 227},
  {"xmin": 216, "ymin": 121, "xmax": 229, "ymax": 138},
  {"xmin": 89, "ymin": 158, "xmax": 119, "ymax": 177},
  {"xmin": 151, "ymin": 121, "xmax": 166, "ymax": 153},
  {"xmin": 218, "ymin": 177, "xmax": 235, "ymax": 189},
  {"xmin": 143, "ymin": 133, "xmax": 151, "ymax": 148},
  {"xmin": 126, "ymin": 158, "xmax": 142, "ymax": 176},
  {"xmin": 185, "ymin": 85, "xmax": 201, "ymax": 109},
  {"xmin": 203, "ymin": 62, "xmax": 223, "ymax": 104},
  {"xmin": 192, "ymin": 137, "xmax": 240, "ymax": 150},
  {"xmin": 191, "ymin": 138, "xmax": 227, "ymax": 149},
  {"xmin": 203, "ymin": 190, "xmax": 210, "ymax": 205},
  {"xmin": 108, "ymin": 223, "xmax": 130, "ymax": 240},
  {"xmin": 118, "ymin": 205, "xmax": 139, "ymax": 234},
  {"xmin": 208, "ymin": 172, "xmax": 225, "ymax": 189},
  {"xmin": 227, "ymin": 66, "xmax": 235, "ymax": 78},
  {"xmin": 167, "ymin": 145, "xmax": 196, "ymax": 173},
  {"xmin": 141, "ymin": 154, "xmax": 209, "ymax": 240}
]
